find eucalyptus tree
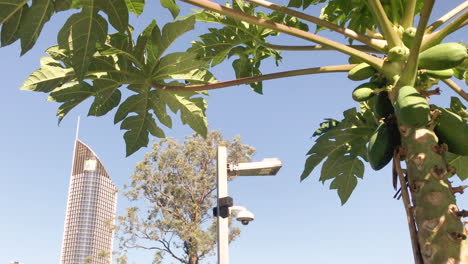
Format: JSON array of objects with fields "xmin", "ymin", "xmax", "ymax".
[
  {"xmin": 1, "ymin": 0, "xmax": 467, "ymax": 263},
  {"xmin": 117, "ymin": 131, "xmax": 254, "ymax": 264}
]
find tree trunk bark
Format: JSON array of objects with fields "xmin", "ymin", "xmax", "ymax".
[
  {"xmin": 188, "ymin": 255, "xmax": 198, "ymax": 264},
  {"xmin": 401, "ymin": 126, "xmax": 468, "ymax": 264}
]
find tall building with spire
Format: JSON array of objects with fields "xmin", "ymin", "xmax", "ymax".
[{"xmin": 60, "ymin": 123, "xmax": 117, "ymax": 264}]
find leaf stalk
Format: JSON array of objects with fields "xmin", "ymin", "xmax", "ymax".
[
  {"xmin": 179, "ymin": 0, "xmax": 384, "ymax": 70},
  {"xmin": 243, "ymin": 0, "xmax": 387, "ymax": 51},
  {"xmin": 367, "ymin": 0, "xmax": 401, "ymax": 48},
  {"xmin": 153, "ymin": 65, "xmax": 355, "ymax": 91}
]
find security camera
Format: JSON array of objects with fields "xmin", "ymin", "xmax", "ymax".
[{"xmin": 230, "ymin": 206, "xmax": 254, "ymax": 225}]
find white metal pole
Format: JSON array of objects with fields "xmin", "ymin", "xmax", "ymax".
[{"xmin": 217, "ymin": 146, "xmax": 229, "ymax": 264}]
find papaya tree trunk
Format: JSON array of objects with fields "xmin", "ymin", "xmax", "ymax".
[{"xmin": 401, "ymin": 126, "xmax": 468, "ymax": 264}]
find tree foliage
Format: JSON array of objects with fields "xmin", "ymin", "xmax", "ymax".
[{"xmin": 116, "ymin": 131, "xmax": 255, "ymax": 264}]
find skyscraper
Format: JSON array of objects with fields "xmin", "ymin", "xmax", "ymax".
[{"xmin": 60, "ymin": 135, "xmax": 117, "ymax": 264}]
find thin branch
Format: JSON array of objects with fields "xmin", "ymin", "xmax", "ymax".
[
  {"xmin": 421, "ymin": 10, "xmax": 468, "ymax": 51},
  {"xmin": 399, "ymin": 0, "xmax": 435, "ymax": 87},
  {"xmin": 153, "ymin": 64, "xmax": 355, "ymax": 91},
  {"xmin": 262, "ymin": 43, "xmax": 381, "ymax": 53},
  {"xmin": 442, "ymin": 79, "xmax": 468, "ymax": 101},
  {"xmin": 425, "ymin": 1, "xmax": 468, "ymax": 33},
  {"xmin": 367, "ymin": 0, "xmax": 401, "ymax": 48},
  {"xmin": 243, "ymin": 0, "xmax": 387, "ymax": 51},
  {"xmin": 179, "ymin": 0, "xmax": 384, "ymax": 69},
  {"xmin": 402, "ymin": 0, "xmax": 418, "ymax": 28},
  {"xmin": 394, "ymin": 149, "xmax": 423, "ymax": 264}
]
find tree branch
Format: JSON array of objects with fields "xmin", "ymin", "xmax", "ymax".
[
  {"xmin": 179, "ymin": 0, "xmax": 384, "ymax": 69},
  {"xmin": 421, "ymin": 10, "xmax": 468, "ymax": 51},
  {"xmin": 425, "ymin": 1, "xmax": 468, "ymax": 33},
  {"xmin": 262, "ymin": 43, "xmax": 381, "ymax": 53},
  {"xmin": 442, "ymin": 79, "xmax": 468, "ymax": 101},
  {"xmin": 367, "ymin": 0, "xmax": 401, "ymax": 48},
  {"xmin": 402, "ymin": 0, "xmax": 418, "ymax": 28},
  {"xmin": 243, "ymin": 0, "xmax": 387, "ymax": 51},
  {"xmin": 399, "ymin": 0, "xmax": 435, "ymax": 87},
  {"xmin": 152, "ymin": 64, "xmax": 355, "ymax": 91}
]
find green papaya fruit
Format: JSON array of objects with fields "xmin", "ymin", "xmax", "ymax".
[
  {"xmin": 419, "ymin": 42, "xmax": 467, "ymax": 70},
  {"xmin": 425, "ymin": 69, "xmax": 454, "ymax": 79},
  {"xmin": 387, "ymin": 46, "xmax": 409, "ymax": 62},
  {"xmin": 433, "ymin": 106, "xmax": 468, "ymax": 156},
  {"xmin": 372, "ymin": 92, "xmax": 394, "ymax": 119},
  {"xmin": 348, "ymin": 56, "xmax": 363, "ymax": 64},
  {"xmin": 348, "ymin": 63, "xmax": 376, "ymax": 81},
  {"xmin": 395, "ymin": 86, "xmax": 431, "ymax": 127},
  {"xmin": 352, "ymin": 82, "xmax": 378, "ymax": 102},
  {"xmin": 402, "ymin": 27, "xmax": 416, "ymax": 47},
  {"xmin": 368, "ymin": 122, "xmax": 400, "ymax": 170}
]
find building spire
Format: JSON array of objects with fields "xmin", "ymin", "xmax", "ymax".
[{"xmin": 75, "ymin": 116, "xmax": 80, "ymax": 141}]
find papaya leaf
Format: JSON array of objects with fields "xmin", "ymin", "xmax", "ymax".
[
  {"xmin": 160, "ymin": 0, "xmax": 179, "ymax": 19},
  {"xmin": 96, "ymin": 0, "xmax": 128, "ymax": 32},
  {"xmin": 20, "ymin": 57, "xmax": 75, "ymax": 92},
  {"xmin": 124, "ymin": 0, "xmax": 144, "ymax": 16},
  {"xmin": 47, "ymin": 81, "xmax": 96, "ymax": 122},
  {"xmin": 301, "ymin": 107, "xmax": 376, "ymax": 204},
  {"xmin": 313, "ymin": 118, "xmax": 340, "ymax": 137},
  {"xmin": 153, "ymin": 16, "xmax": 195, "ymax": 60},
  {"xmin": 18, "ymin": 0, "xmax": 54, "ymax": 55},
  {"xmin": 0, "ymin": 0, "xmax": 28, "ymax": 25},
  {"xmin": 152, "ymin": 52, "xmax": 209, "ymax": 80},
  {"xmin": 149, "ymin": 90, "xmax": 172, "ymax": 129},
  {"xmin": 121, "ymin": 114, "xmax": 165, "ymax": 156},
  {"xmin": 134, "ymin": 20, "xmax": 155, "ymax": 64},
  {"xmin": 1, "ymin": 4, "xmax": 27, "ymax": 47},
  {"xmin": 445, "ymin": 152, "xmax": 468, "ymax": 181},
  {"xmin": 114, "ymin": 92, "xmax": 149, "ymax": 124},
  {"xmin": 88, "ymin": 78, "xmax": 122, "ymax": 116},
  {"xmin": 328, "ymin": 154, "xmax": 364, "ymax": 205},
  {"xmin": 57, "ymin": 10, "xmax": 108, "ymax": 80},
  {"xmin": 169, "ymin": 68, "xmax": 217, "ymax": 84},
  {"xmin": 158, "ymin": 90, "xmax": 207, "ymax": 137}
]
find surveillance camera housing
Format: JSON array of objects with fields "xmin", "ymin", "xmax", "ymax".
[{"xmin": 236, "ymin": 209, "xmax": 254, "ymax": 225}]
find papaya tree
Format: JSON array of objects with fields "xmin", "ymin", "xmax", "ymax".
[{"xmin": 0, "ymin": 0, "xmax": 467, "ymax": 263}]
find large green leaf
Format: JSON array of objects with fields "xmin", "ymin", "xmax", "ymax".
[
  {"xmin": 20, "ymin": 57, "xmax": 75, "ymax": 92},
  {"xmin": 121, "ymin": 114, "xmax": 165, "ymax": 156},
  {"xmin": 160, "ymin": 0, "xmax": 179, "ymax": 19},
  {"xmin": 445, "ymin": 152, "xmax": 468, "ymax": 181},
  {"xmin": 96, "ymin": 0, "xmax": 128, "ymax": 32},
  {"xmin": 152, "ymin": 52, "xmax": 208, "ymax": 80},
  {"xmin": 301, "ymin": 107, "xmax": 376, "ymax": 204},
  {"xmin": 124, "ymin": 0, "xmax": 144, "ymax": 15},
  {"xmin": 0, "ymin": 4, "xmax": 27, "ymax": 47},
  {"xmin": 114, "ymin": 90, "xmax": 149, "ymax": 124},
  {"xmin": 18, "ymin": 0, "xmax": 54, "ymax": 54},
  {"xmin": 88, "ymin": 78, "xmax": 122, "ymax": 116},
  {"xmin": 0, "ymin": 0, "xmax": 28, "ymax": 25},
  {"xmin": 58, "ymin": 10, "xmax": 108, "ymax": 79},
  {"xmin": 152, "ymin": 16, "xmax": 195, "ymax": 60},
  {"xmin": 159, "ymin": 90, "xmax": 207, "ymax": 137},
  {"xmin": 328, "ymin": 155, "xmax": 364, "ymax": 205},
  {"xmin": 47, "ymin": 81, "xmax": 96, "ymax": 122}
]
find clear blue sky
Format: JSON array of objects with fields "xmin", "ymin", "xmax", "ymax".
[{"xmin": 0, "ymin": 1, "xmax": 466, "ymax": 264}]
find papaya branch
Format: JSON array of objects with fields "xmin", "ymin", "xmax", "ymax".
[
  {"xmin": 425, "ymin": 1, "xmax": 468, "ymax": 34},
  {"xmin": 399, "ymin": 0, "xmax": 435, "ymax": 87},
  {"xmin": 367, "ymin": 0, "xmax": 401, "ymax": 48},
  {"xmin": 441, "ymin": 79, "xmax": 468, "ymax": 101},
  {"xmin": 402, "ymin": 0, "xmax": 417, "ymax": 28},
  {"xmin": 178, "ymin": 0, "xmax": 384, "ymax": 70},
  {"xmin": 421, "ymin": 10, "xmax": 468, "ymax": 51},
  {"xmin": 243, "ymin": 0, "xmax": 387, "ymax": 52},
  {"xmin": 394, "ymin": 149, "xmax": 423, "ymax": 264},
  {"xmin": 152, "ymin": 65, "xmax": 355, "ymax": 92},
  {"xmin": 261, "ymin": 43, "xmax": 381, "ymax": 53}
]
